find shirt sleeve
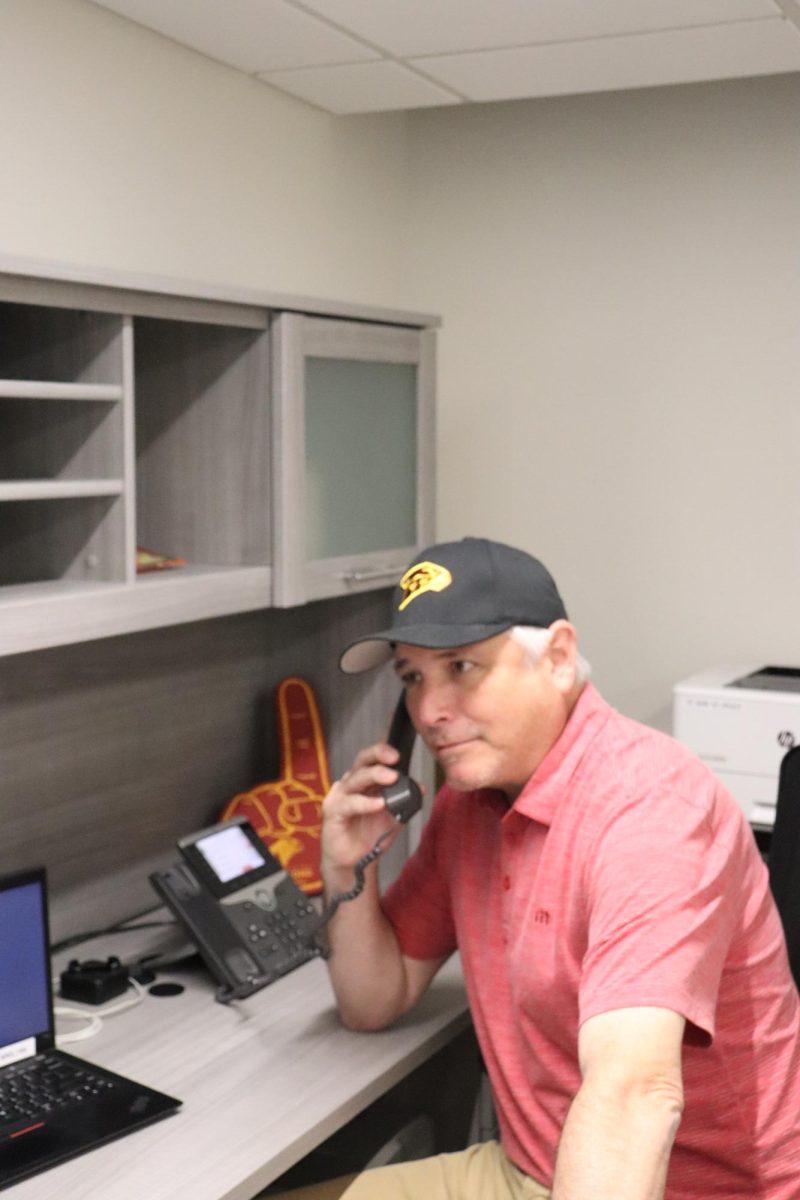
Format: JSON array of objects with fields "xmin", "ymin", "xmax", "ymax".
[
  {"xmin": 579, "ymin": 779, "xmax": 744, "ymax": 1044},
  {"xmin": 381, "ymin": 793, "xmax": 457, "ymax": 962}
]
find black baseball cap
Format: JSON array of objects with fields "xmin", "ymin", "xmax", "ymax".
[{"xmin": 339, "ymin": 537, "xmax": 568, "ymax": 673}]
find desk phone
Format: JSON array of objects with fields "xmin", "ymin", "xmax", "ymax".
[{"xmin": 150, "ymin": 816, "xmax": 320, "ymax": 1003}]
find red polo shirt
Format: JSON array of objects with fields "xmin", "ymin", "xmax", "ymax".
[{"xmin": 382, "ymin": 684, "xmax": 800, "ymax": 1197}]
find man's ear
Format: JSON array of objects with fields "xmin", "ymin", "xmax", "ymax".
[{"xmin": 546, "ymin": 620, "xmax": 578, "ymax": 694}]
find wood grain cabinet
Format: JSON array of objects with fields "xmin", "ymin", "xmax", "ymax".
[
  {"xmin": 271, "ymin": 314, "xmax": 436, "ymax": 607},
  {"xmin": 0, "ymin": 303, "xmax": 131, "ymax": 590},
  {"xmin": 0, "ymin": 259, "xmax": 437, "ymax": 656}
]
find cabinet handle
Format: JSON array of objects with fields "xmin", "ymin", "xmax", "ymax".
[{"xmin": 339, "ymin": 567, "xmax": 401, "ymax": 584}]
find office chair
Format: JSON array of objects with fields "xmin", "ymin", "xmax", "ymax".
[{"xmin": 768, "ymin": 745, "xmax": 800, "ymax": 989}]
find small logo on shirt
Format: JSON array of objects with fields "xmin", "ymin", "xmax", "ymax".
[{"xmin": 534, "ymin": 909, "xmax": 551, "ymax": 925}]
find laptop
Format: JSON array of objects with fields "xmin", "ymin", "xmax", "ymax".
[{"xmin": 0, "ymin": 866, "xmax": 181, "ymax": 1190}]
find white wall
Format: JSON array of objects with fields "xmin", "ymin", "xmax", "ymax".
[
  {"xmin": 3, "ymin": 0, "xmax": 800, "ymax": 727},
  {"xmin": 406, "ymin": 75, "xmax": 800, "ymax": 725},
  {"xmin": 0, "ymin": 0, "xmax": 412, "ymax": 305}
]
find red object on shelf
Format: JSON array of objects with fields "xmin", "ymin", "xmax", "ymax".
[{"xmin": 135, "ymin": 546, "xmax": 187, "ymax": 573}]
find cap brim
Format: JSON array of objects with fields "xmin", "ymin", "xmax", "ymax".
[{"xmin": 339, "ymin": 621, "xmax": 515, "ymax": 674}]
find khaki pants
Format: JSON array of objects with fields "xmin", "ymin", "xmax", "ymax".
[{"xmin": 339, "ymin": 1141, "xmax": 550, "ymax": 1200}]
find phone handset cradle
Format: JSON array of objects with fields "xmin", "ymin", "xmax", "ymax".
[{"xmin": 149, "ymin": 816, "xmax": 321, "ymax": 1005}]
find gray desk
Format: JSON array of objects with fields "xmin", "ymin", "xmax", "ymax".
[{"xmin": 15, "ymin": 949, "xmax": 469, "ymax": 1200}]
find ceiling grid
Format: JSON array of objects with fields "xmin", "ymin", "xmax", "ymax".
[{"xmin": 89, "ymin": 0, "xmax": 800, "ymax": 113}]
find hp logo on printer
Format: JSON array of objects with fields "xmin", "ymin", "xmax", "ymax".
[{"xmin": 777, "ymin": 730, "xmax": 796, "ymax": 749}]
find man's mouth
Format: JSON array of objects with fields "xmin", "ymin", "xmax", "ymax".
[{"xmin": 433, "ymin": 737, "xmax": 478, "ymax": 756}]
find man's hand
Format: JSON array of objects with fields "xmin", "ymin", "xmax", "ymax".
[
  {"xmin": 321, "ymin": 742, "xmax": 404, "ymax": 893},
  {"xmin": 320, "ymin": 741, "xmax": 440, "ymax": 1030}
]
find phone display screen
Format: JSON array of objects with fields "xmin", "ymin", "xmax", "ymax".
[
  {"xmin": 178, "ymin": 818, "xmax": 281, "ymax": 898},
  {"xmin": 195, "ymin": 825, "xmax": 269, "ymax": 884}
]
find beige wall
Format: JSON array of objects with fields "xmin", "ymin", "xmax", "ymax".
[
  {"xmin": 0, "ymin": 0, "xmax": 411, "ymax": 304},
  {"xmin": 406, "ymin": 76, "xmax": 800, "ymax": 725},
  {"xmin": 3, "ymin": 0, "xmax": 800, "ymax": 726}
]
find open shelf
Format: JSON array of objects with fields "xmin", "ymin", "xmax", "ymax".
[
  {"xmin": 0, "ymin": 480, "xmax": 124, "ymax": 501},
  {"xmin": 0, "ymin": 493, "xmax": 126, "ymax": 587},
  {"xmin": 0, "ymin": 565, "xmax": 272, "ymax": 657},
  {"xmin": 0, "ymin": 380, "xmax": 123, "ymax": 401},
  {"xmin": 0, "ymin": 301, "xmax": 130, "ymax": 597},
  {"xmin": 134, "ymin": 316, "xmax": 270, "ymax": 572},
  {"xmin": 0, "ymin": 304, "xmax": 272, "ymax": 652}
]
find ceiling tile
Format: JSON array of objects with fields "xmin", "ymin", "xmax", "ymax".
[
  {"xmin": 412, "ymin": 17, "xmax": 800, "ymax": 102},
  {"xmin": 296, "ymin": 0, "xmax": 781, "ymax": 59},
  {"xmin": 260, "ymin": 60, "xmax": 461, "ymax": 114},
  {"xmin": 89, "ymin": 0, "xmax": 378, "ymax": 73}
]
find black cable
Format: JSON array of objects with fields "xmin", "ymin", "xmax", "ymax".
[
  {"xmin": 315, "ymin": 826, "xmax": 396, "ymax": 933},
  {"xmin": 50, "ymin": 905, "xmax": 174, "ymax": 954}
]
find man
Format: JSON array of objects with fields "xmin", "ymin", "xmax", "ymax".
[{"xmin": 322, "ymin": 537, "xmax": 800, "ymax": 1200}]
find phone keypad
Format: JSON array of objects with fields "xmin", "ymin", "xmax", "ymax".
[{"xmin": 235, "ymin": 897, "xmax": 319, "ymax": 969}]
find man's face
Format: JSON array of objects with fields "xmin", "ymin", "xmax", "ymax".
[{"xmin": 393, "ymin": 630, "xmax": 575, "ymax": 799}]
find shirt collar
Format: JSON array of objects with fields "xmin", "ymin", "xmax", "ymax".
[{"xmin": 511, "ymin": 683, "xmax": 612, "ymax": 827}]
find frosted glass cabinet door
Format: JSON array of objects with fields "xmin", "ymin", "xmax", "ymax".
[
  {"xmin": 271, "ymin": 314, "xmax": 436, "ymax": 607},
  {"xmin": 304, "ymin": 357, "xmax": 417, "ymax": 561}
]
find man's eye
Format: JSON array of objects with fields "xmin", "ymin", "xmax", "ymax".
[
  {"xmin": 452, "ymin": 660, "xmax": 475, "ymax": 675},
  {"xmin": 400, "ymin": 671, "xmax": 421, "ymax": 687}
]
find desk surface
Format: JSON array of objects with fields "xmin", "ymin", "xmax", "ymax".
[{"xmin": 17, "ymin": 947, "xmax": 468, "ymax": 1200}]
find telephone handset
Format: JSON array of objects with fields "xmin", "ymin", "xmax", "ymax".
[
  {"xmin": 316, "ymin": 695, "xmax": 423, "ymax": 933},
  {"xmin": 382, "ymin": 695, "xmax": 423, "ymax": 824}
]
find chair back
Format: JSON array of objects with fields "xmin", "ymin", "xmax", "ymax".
[{"xmin": 769, "ymin": 745, "xmax": 800, "ymax": 987}]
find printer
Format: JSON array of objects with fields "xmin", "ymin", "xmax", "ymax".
[{"xmin": 673, "ymin": 665, "xmax": 800, "ymax": 829}]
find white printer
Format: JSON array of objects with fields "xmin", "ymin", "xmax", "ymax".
[{"xmin": 673, "ymin": 665, "xmax": 800, "ymax": 829}]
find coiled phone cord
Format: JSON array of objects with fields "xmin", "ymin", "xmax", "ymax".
[
  {"xmin": 315, "ymin": 770, "xmax": 423, "ymax": 941},
  {"xmin": 313, "ymin": 825, "xmax": 398, "ymax": 943}
]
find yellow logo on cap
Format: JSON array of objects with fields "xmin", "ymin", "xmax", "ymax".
[{"xmin": 398, "ymin": 561, "xmax": 453, "ymax": 611}]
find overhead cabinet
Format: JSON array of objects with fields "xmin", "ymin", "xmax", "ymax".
[
  {"xmin": 0, "ymin": 259, "xmax": 437, "ymax": 657},
  {"xmin": 271, "ymin": 314, "xmax": 436, "ymax": 607}
]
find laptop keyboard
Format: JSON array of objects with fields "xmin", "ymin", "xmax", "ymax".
[{"xmin": 0, "ymin": 1056, "xmax": 117, "ymax": 1127}]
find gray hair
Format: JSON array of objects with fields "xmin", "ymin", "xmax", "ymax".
[{"xmin": 510, "ymin": 625, "xmax": 592, "ymax": 683}]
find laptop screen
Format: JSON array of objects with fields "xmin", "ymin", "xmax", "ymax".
[{"xmin": 0, "ymin": 870, "xmax": 53, "ymax": 1064}]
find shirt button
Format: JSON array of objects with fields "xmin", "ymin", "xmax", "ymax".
[{"xmin": 502, "ymin": 876, "xmax": 511, "ymax": 890}]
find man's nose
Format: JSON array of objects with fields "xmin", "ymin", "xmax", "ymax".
[{"xmin": 413, "ymin": 681, "xmax": 453, "ymax": 730}]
